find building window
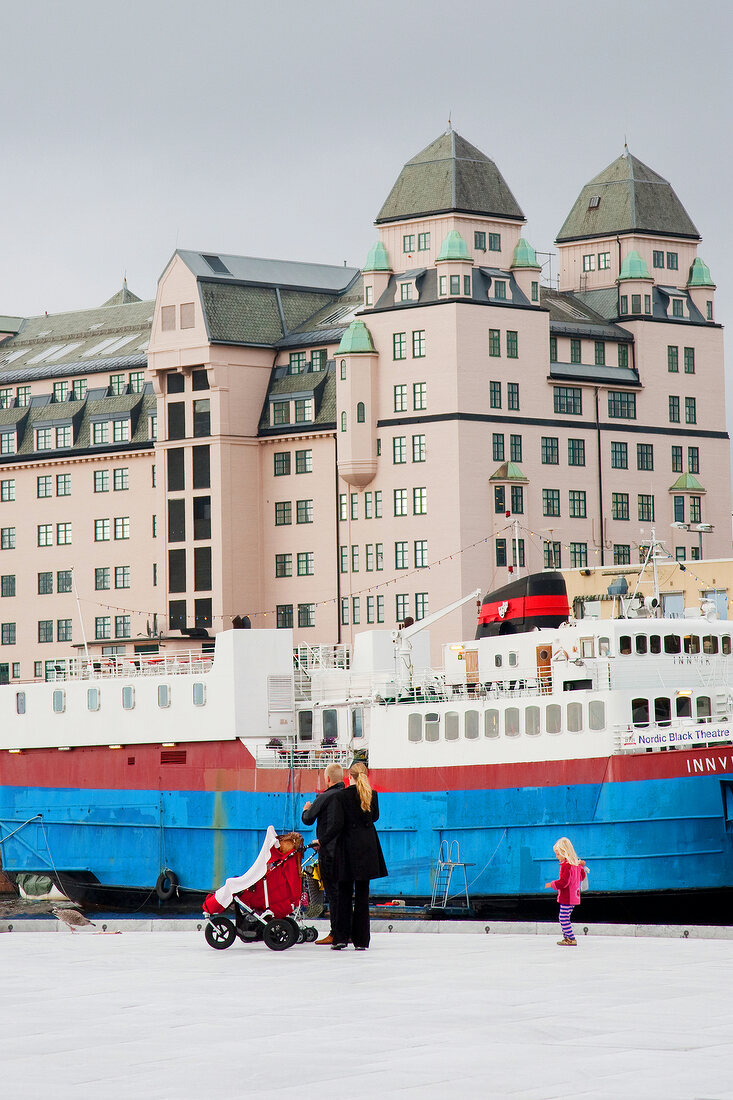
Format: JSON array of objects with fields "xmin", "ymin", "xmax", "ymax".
[
  {"xmin": 413, "ymin": 382, "xmax": 427, "ymax": 410},
  {"xmin": 275, "ymin": 502, "xmax": 292, "ymax": 526},
  {"xmin": 351, "ymin": 545, "xmax": 359, "ymax": 572},
  {"xmin": 415, "ymin": 593, "xmax": 429, "ymax": 621},
  {"xmin": 16, "ymin": 387, "xmax": 30, "ymax": 407},
  {"xmin": 567, "ymin": 439, "xmax": 585, "ymax": 467},
  {"xmin": 417, "ymin": 232, "xmax": 430, "ymax": 251},
  {"xmin": 275, "ymin": 553, "xmax": 293, "ymax": 579},
  {"xmin": 1, "ymin": 623, "xmax": 15, "ymax": 645},
  {"xmin": 59, "ymin": 572, "xmax": 73, "ymax": 593},
  {"xmin": 506, "ymin": 331, "xmax": 518, "ymax": 359},
  {"xmin": 114, "ymin": 517, "xmax": 130, "ymax": 540},
  {"xmin": 653, "ymin": 250, "xmax": 664, "ymax": 268},
  {"xmin": 684, "ymin": 347, "xmax": 695, "ymax": 374},
  {"xmin": 494, "ymin": 281, "xmax": 507, "ymax": 300},
  {"xmin": 638, "ymin": 494, "xmax": 655, "ymax": 522},
  {"xmin": 129, "ymin": 370, "xmax": 145, "ymax": 393},
  {"xmin": 112, "ymin": 419, "xmax": 130, "ymax": 443},
  {"xmin": 636, "ymin": 443, "xmax": 653, "ymax": 471},
  {"xmin": 613, "ymin": 545, "xmax": 631, "ymax": 565},
  {"xmin": 395, "ymin": 541, "xmax": 408, "ymax": 570},
  {"xmin": 56, "ymin": 473, "xmax": 71, "ymax": 496},
  {"xmin": 493, "ymin": 434, "xmax": 505, "ymax": 462},
  {"xmin": 36, "ymin": 428, "xmax": 53, "ymax": 450},
  {"xmin": 707, "ymin": 300, "xmax": 713, "ymax": 320},
  {"xmin": 414, "ymin": 540, "xmax": 428, "ymax": 568},
  {"xmin": 541, "ymin": 437, "xmax": 558, "ymax": 465},
  {"xmin": 531, "ymin": 280, "xmax": 539, "ymax": 302},
  {"xmin": 95, "ymin": 567, "xmax": 110, "ymax": 591},
  {"xmin": 0, "ymin": 479, "xmax": 14, "ymax": 502},
  {"xmin": 109, "ymin": 373, "xmax": 126, "ymax": 396},
  {"xmin": 507, "ymin": 434, "xmax": 520, "ymax": 463},
  {"xmin": 439, "ymin": 276, "xmax": 447, "ymax": 296},
  {"xmin": 297, "ymin": 552, "xmax": 314, "ymax": 577},
  {"xmin": 274, "ymin": 451, "xmax": 291, "ymax": 477},
  {"xmin": 669, "ymin": 395, "xmax": 680, "ymax": 423},
  {"xmin": 339, "ymin": 546, "xmax": 348, "ymax": 574},
  {"xmin": 474, "ymin": 231, "xmax": 486, "ymax": 250},
  {"xmin": 92, "ymin": 421, "xmax": 110, "ymax": 446},
  {"xmin": 56, "ymin": 523, "xmax": 72, "ymax": 545},
  {"xmin": 38, "ymin": 571, "xmax": 53, "ymax": 594},
  {"xmin": 0, "ymin": 528, "xmax": 14, "ymax": 553},
  {"xmin": 672, "ymin": 299, "xmax": 684, "ymax": 318},
  {"xmin": 608, "ymin": 391, "xmax": 636, "ymax": 419},
  {"xmin": 598, "ymin": 252, "xmax": 611, "ymax": 270},
  {"xmin": 56, "ymin": 425, "xmax": 72, "ymax": 448},
  {"xmin": 394, "ymin": 385, "xmax": 407, "ymax": 412},
  {"xmin": 569, "ymin": 543, "xmax": 588, "ymax": 568},
  {"xmin": 38, "ymin": 475, "xmax": 53, "ymax": 498},
  {"xmin": 296, "ymin": 499, "xmax": 313, "ymax": 524},
  {"xmin": 612, "ymin": 492, "xmax": 629, "ymax": 521},
  {"xmin": 400, "ymin": 283, "xmax": 412, "ymax": 302},
  {"xmin": 687, "ymin": 446, "xmax": 699, "ymax": 474},
  {"xmin": 112, "ymin": 468, "xmax": 128, "ymax": 492},
  {"xmin": 594, "ymin": 341, "xmax": 605, "ymax": 366},
  {"xmin": 667, "ymin": 346, "xmax": 679, "ymax": 372},
  {"xmin": 542, "ymin": 489, "xmax": 560, "ymax": 517},
  {"xmin": 297, "ymin": 604, "xmax": 315, "ymax": 628},
  {"xmin": 618, "ymin": 343, "xmax": 629, "ymax": 368},
  {"xmin": 413, "ymin": 487, "xmax": 427, "ymax": 515},
  {"xmin": 582, "ymin": 254, "xmax": 596, "ymax": 272},
  {"xmin": 488, "ymin": 328, "xmax": 501, "ymax": 358},
  {"xmin": 393, "ymin": 436, "xmax": 406, "ymax": 464},
  {"xmin": 393, "ymin": 333, "xmax": 406, "ymax": 360},
  {"xmin": 488, "ymin": 233, "xmax": 501, "ymax": 252},
  {"xmin": 295, "ymin": 449, "xmax": 312, "ymax": 474},
  {"xmin": 494, "ymin": 485, "xmax": 505, "ymax": 513},
  {"xmin": 667, "ymin": 252, "xmax": 678, "ymax": 270},
  {"xmin": 38, "ymin": 620, "xmax": 53, "ymax": 643},
  {"xmin": 450, "ymin": 275, "xmax": 461, "ymax": 295},
  {"xmin": 510, "ymin": 485, "xmax": 523, "ymax": 514},
  {"xmin": 570, "ymin": 339, "xmax": 581, "ymax": 364},
  {"xmin": 356, "ymin": 402, "xmax": 365, "ymax": 424},
  {"xmin": 671, "ymin": 445, "xmax": 683, "ymax": 473},
  {"xmin": 394, "ymin": 489, "xmax": 407, "ymax": 516},
  {"xmin": 631, "ymin": 294, "xmax": 641, "ymax": 314},
  {"xmin": 569, "ymin": 490, "xmax": 587, "ymax": 518},
  {"xmin": 489, "ymin": 381, "xmax": 501, "ymax": 408},
  {"xmin": 554, "ymin": 387, "xmax": 582, "ymax": 415},
  {"xmin": 115, "ymin": 565, "xmax": 130, "ymax": 589},
  {"xmin": 396, "ymin": 594, "xmax": 410, "ymax": 622},
  {"xmin": 403, "ymin": 234, "xmax": 415, "ymax": 253},
  {"xmin": 544, "ymin": 542, "xmax": 561, "ymax": 569},
  {"xmin": 94, "ymin": 518, "xmax": 110, "ymax": 542},
  {"xmin": 294, "ymin": 398, "xmax": 313, "ymax": 423},
  {"xmin": 496, "ymin": 538, "xmax": 507, "ymax": 567},
  {"xmin": 1, "ymin": 575, "xmax": 15, "ymax": 597},
  {"xmin": 512, "ymin": 539, "xmax": 525, "ymax": 568},
  {"xmin": 690, "ymin": 496, "xmax": 702, "ymax": 524},
  {"xmin": 0, "ymin": 389, "xmax": 11, "ymax": 409},
  {"xmin": 412, "ymin": 435, "xmax": 425, "ymax": 462},
  {"xmin": 685, "ymin": 397, "xmax": 696, "ymax": 424},
  {"xmin": 549, "ymin": 336, "xmax": 557, "ymax": 363},
  {"xmin": 57, "ymin": 619, "xmax": 72, "ymax": 642},
  {"xmin": 507, "ymin": 383, "xmax": 519, "ymax": 410},
  {"xmin": 374, "ymin": 492, "xmax": 382, "ymax": 518},
  {"xmin": 36, "ymin": 525, "xmax": 51, "ymax": 547},
  {"xmin": 412, "ymin": 330, "xmax": 425, "ymax": 357},
  {"xmin": 288, "ymin": 352, "xmax": 307, "ymax": 375},
  {"xmin": 673, "ymin": 495, "xmax": 685, "ymax": 523},
  {"xmin": 276, "ymin": 605, "xmax": 293, "ymax": 629},
  {"xmin": 364, "ymin": 286, "xmax": 373, "ymax": 306}
]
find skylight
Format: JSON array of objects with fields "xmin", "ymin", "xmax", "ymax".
[
  {"xmin": 26, "ymin": 344, "xmax": 66, "ymax": 364},
  {"xmin": 202, "ymin": 254, "xmax": 232, "ymax": 275}
]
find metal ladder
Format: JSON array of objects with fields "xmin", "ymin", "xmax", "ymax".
[{"xmin": 430, "ymin": 840, "xmax": 473, "ymax": 911}]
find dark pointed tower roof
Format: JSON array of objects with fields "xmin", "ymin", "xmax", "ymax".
[
  {"xmin": 102, "ymin": 279, "xmax": 142, "ymax": 306},
  {"xmin": 376, "ymin": 129, "xmax": 524, "ymax": 224},
  {"xmin": 556, "ymin": 149, "xmax": 699, "ymax": 242}
]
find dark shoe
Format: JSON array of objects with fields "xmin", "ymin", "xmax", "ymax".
[
  {"xmin": 315, "ymin": 934, "xmax": 333, "ymax": 945},
  {"xmin": 354, "ymin": 946, "xmax": 368, "ymax": 951},
  {"xmin": 330, "ymin": 943, "xmax": 348, "ymax": 951}
]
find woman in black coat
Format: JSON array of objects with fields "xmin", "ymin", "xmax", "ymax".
[{"xmin": 317, "ymin": 762, "xmax": 388, "ymax": 950}]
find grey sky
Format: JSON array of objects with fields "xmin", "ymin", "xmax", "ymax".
[{"xmin": 3, "ymin": 0, "xmax": 733, "ymax": 339}]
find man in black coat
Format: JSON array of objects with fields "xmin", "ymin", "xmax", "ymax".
[{"xmin": 301, "ymin": 762, "xmax": 344, "ymax": 944}]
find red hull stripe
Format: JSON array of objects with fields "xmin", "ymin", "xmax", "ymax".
[
  {"xmin": 0, "ymin": 741, "xmax": 730, "ymax": 794},
  {"xmin": 478, "ymin": 594, "xmax": 569, "ymax": 625}
]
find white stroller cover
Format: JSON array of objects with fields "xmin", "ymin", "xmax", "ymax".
[{"xmin": 213, "ymin": 825, "xmax": 279, "ymax": 910}]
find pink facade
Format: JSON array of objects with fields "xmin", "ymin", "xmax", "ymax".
[{"xmin": 0, "ymin": 130, "xmax": 729, "ymax": 676}]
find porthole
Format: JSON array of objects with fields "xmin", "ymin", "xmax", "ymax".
[
  {"xmin": 484, "ymin": 709, "xmax": 499, "ymax": 738},
  {"xmin": 157, "ymin": 684, "xmax": 171, "ymax": 709},
  {"xmin": 445, "ymin": 712, "xmax": 459, "ymax": 741},
  {"xmin": 425, "ymin": 712, "xmax": 440, "ymax": 742},
  {"xmin": 52, "ymin": 690, "xmax": 65, "ymax": 715},
  {"xmin": 589, "ymin": 700, "xmax": 605, "ymax": 730},
  {"xmin": 505, "ymin": 707, "xmax": 520, "ymax": 737},
  {"xmin": 87, "ymin": 688, "xmax": 100, "ymax": 712},
  {"xmin": 122, "ymin": 686, "xmax": 135, "ymax": 711},
  {"xmin": 16, "ymin": 691, "xmax": 26, "ymax": 715},
  {"xmin": 525, "ymin": 705, "xmax": 540, "ymax": 736},
  {"xmin": 567, "ymin": 701, "xmax": 583, "ymax": 732},
  {"xmin": 465, "ymin": 711, "xmax": 479, "ymax": 740},
  {"xmin": 408, "ymin": 714, "xmax": 423, "ymax": 743},
  {"xmin": 192, "ymin": 682, "xmax": 206, "ymax": 707},
  {"xmin": 546, "ymin": 704, "xmax": 562, "ymax": 734}
]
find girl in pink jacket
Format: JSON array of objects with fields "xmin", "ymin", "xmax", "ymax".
[{"xmin": 544, "ymin": 837, "xmax": 587, "ymax": 946}]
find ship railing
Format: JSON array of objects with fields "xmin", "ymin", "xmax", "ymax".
[
  {"xmin": 255, "ymin": 745, "xmax": 354, "ymax": 770},
  {"xmin": 293, "ymin": 644, "xmax": 351, "ymax": 673},
  {"xmin": 48, "ymin": 651, "xmax": 214, "ymax": 681}
]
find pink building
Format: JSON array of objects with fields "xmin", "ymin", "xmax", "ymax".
[{"xmin": 0, "ymin": 129, "xmax": 729, "ymax": 676}]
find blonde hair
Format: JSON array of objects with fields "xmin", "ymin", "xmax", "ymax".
[
  {"xmin": 553, "ymin": 837, "xmax": 581, "ymax": 865},
  {"xmin": 350, "ymin": 762, "xmax": 373, "ymax": 813},
  {"xmin": 324, "ymin": 762, "xmax": 343, "ymax": 784}
]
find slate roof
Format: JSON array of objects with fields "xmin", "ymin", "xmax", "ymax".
[
  {"xmin": 556, "ymin": 150, "xmax": 700, "ymax": 242},
  {"xmin": 176, "ymin": 251, "xmax": 360, "ymax": 294},
  {"xmin": 376, "ymin": 129, "xmax": 525, "ymax": 224},
  {"xmin": 258, "ymin": 364, "xmax": 336, "ymax": 433}
]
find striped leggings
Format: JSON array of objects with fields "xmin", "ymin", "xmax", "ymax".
[{"xmin": 559, "ymin": 905, "xmax": 575, "ymax": 940}]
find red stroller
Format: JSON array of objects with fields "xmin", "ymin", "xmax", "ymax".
[{"xmin": 202, "ymin": 826, "xmax": 318, "ymax": 951}]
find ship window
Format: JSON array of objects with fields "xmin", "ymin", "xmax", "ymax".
[
  {"xmin": 620, "ymin": 636, "xmax": 632, "ymax": 655},
  {"xmin": 722, "ymin": 636, "xmax": 731, "ymax": 655},
  {"xmin": 655, "ymin": 697, "xmax": 671, "ymax": 727},
  {"xmin": 157, "ymin": 684, "xmax": 171, "ymax": 709},
  {"xmin": 16, "ymin": 691, "xmax": 26, "ymax": 715},
  {"xmin": 664, "ymin": 635, "xmax": 681, "ymax": 655},
  {"xmin": 485, "ymin": 709, "xmax": 499, "ymax": 738},
  {"xmin": 494, "ymin": 654, "xmax": 502, "ymax": 668},
  {"xmin": 684, "ymin": 635, "xmax": 700, "ymax": 655},
  {"xmin": 298, "ymin": 710, "xmax": 313, "ymax": 741},
  {"xmin": 192, "ymin": 682, "xmax": 206, "ymax": 707},
  {"xmin": 445, "ymin": 712, "xmax": 459, "ymax": 740},
  {"xmin": 408, "ymin": 713, "xmax": 423, "ymax": 742},
  {"xmin": 697, "ymin": 696, "xmax": 712, "ymax": 721},
  {"xmin": 465, "ymin": 710, "xmax": 479, "ymax": 739},
  {"xmin": 567, "ymin": 701, "xmax": 583, "ymax": 732},
  {"xmin": 425, "ymin": 713, "xmax": 440, "ymax": 742},
  {"xmin": 649, "ymin": 635, "xmax": 661, "ymax": 654},
  {"xmin": 122, "ymin": 685, "xmax": 135, "ymax": 710},
  {"xmin": 52, "ymin": 689, "xmax": 65, "ymax": 714},
  {"xmin": 546, "ymin": 704, "xmax": 562, "ymax": 734},
  {"xmin": 598, "ymin": 637, "xmax": 610, "ymax": 657},
  {"xmin": 508, "ymin": 652, "xmax": 518, "ymax": 668},
  {"xmin": 635, "ymin": 636, "xmax": 647, "ymax": 655},
  {"xmin": 352, "ymin": 708, "xmax": 364, "ymax": 739},
  {"xmin": 580, "ymin": 638, "xmax": 594, "ymax": 658},
  {"xmin": 703, "ymin": 635, "xmax": 719, "ymax": 655},
  {"xmin": 505, "ymin": 707, "xmax": 520, "ymax": 737},
  {"xmin": 525, "ymin": 705, "xmax": 540, "ymax": 736},
  {"xmin": 676, "ymin": 695, "xmax": 692, "ymax": 718},
  {"xmin": 632, "ymin": 698, "xmax": 649, "ymax": 727},
  {"xmin": 323, "ymin": 709, "xmax": 338, "ymax": 740},
  {"xmin": 589, "ymin": 700, "xmax": 605, "ymax": 730},
  {"xmin": 87, "ymin": 688, "xmax": 100, "ymax": 712}
]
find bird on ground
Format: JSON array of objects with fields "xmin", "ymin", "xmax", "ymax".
[{"xmin": 52, "ymin": 907, "xmax": 96, "ymax": 932}]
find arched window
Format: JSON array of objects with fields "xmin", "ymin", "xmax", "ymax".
[
  {"xmin": 341, "ymin": 411, "xmax": 347, "ymax": 432},
  {"xmin": 340, "ymin": 360, "xmax": 346, "ymax": 380},
  {"xmin": 356, "ymin": 402, "xmax": 365, "ymax": 423}
]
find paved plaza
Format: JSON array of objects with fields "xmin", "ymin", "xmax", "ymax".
[{"xmin": 2, "ymin": 923, "xmax": 732, "ymax": 1099}]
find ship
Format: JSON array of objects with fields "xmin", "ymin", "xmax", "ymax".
[{"xmin": 1, "ymin": 548, "xmax": 733, "ymax": 915}]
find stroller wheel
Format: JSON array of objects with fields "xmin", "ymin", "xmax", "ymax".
[
  {"xmin": 295, "ymin": 925, "xmax": 305, "ymax": 944},
  {"xmin": 204, "ymin": 917, "xmax": 236, "ymax": 950},
  {"xmin": 263, "ymin": 918, "xmax": 298, "ymax": 952},
  {"xmin": 304, "ymin": 926, "xmax": 318, "ymax": 943}
]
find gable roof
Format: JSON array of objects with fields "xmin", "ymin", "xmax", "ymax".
[
  {"xmin": 556, "ymin": 149, "xmax": 700, "ymax": 243},
  {"xmin": 376, "ymin": 129, "xmax": 524, "ymax": 225}
]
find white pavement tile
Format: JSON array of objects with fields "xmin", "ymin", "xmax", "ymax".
[{"xmin": 1, "ymin": 930, "xmax": 733, "ymax": 1099}]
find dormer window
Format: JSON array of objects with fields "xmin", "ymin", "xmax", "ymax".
[
  {"xmin": 289, "ymin": 352, "xmax": 307, "ymax": 375},
  {"xmin": 494, "ymin": 281, "xmax": 507, "ymax": 300},
  {"xmin": 272, "ymin": 401, "xmax": 289, "ymax": 426},
  {"xmin": 400, "ymin": 283, "xmax": 413, "ymax": 302},
  {"xmin": 0, "ymin": 430, "xmax": 16, "ymax": 455},
  {"xmin": 672, "ymin": 299, "xmax": 684, "ymax": 318},
  {"xmin": 588, "ymin": 195, "xmax": 601, "ymax": 209},
  {"xmin": 294, "ymin": 398, "xmax": 313, "ymax": 423}
]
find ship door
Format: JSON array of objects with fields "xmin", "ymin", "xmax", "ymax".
[
  {"xmin": 536, "ymin": 645, "xmax": 552, "ymax": 694},
  {"xmin": 464, "ymin": 649, "xmax": 479, "ymax": 688}
]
